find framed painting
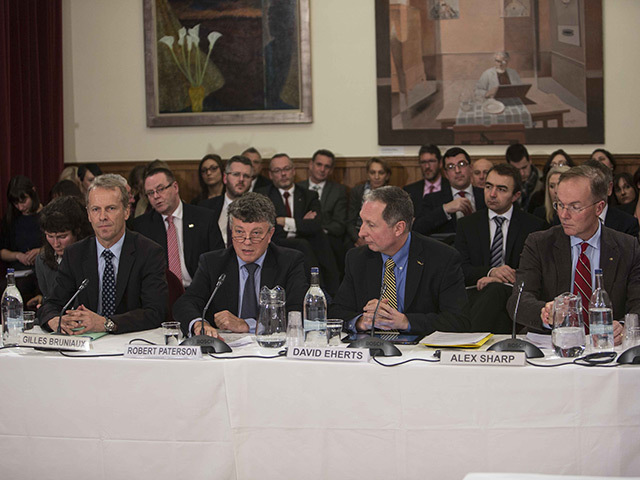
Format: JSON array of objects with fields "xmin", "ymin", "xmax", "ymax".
[
  {"xmin": 375, "ymin": 0, "xmax": 603, "ymax": 145},
  {"xmin": 143, "ymin": 0, "xmax": 312, "ymax": 127}
]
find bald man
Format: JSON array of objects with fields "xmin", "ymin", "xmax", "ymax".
[{"xmin": 471, "ymin": 158, "xmax": 493, "ymax": 189}]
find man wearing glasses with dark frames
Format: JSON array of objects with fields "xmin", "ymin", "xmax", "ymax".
[
  {"xmin": 507, "ymin": 165, "xmax": 640, "ymax": 344},
  {"xmin": 173, "ymin": 192, "xmax": 308, "ymax": 337},
  {"xmin": 403, "ymin": 144, "xmax": 446, "ymax": 217}
]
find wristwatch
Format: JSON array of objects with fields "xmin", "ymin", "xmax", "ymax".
[{"xmin": 104, "ymin": 317, "xmax": 117, "ymax": 333}]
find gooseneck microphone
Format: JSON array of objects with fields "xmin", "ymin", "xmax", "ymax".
[
  {"xmin": 180, "ymin": 273, "xmax": 232, "ymax": 353},
  {"xmin": 369, "ymin": 283, "xmax": 387, "ymax": 337},
  {"xmin": 56, "ymin": 279, "xmax": 89, "ymax": 335}
]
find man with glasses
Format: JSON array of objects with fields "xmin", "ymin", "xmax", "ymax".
[
  {"xmin": 173, "ymin": 192, "xmax": 308, "ymax": 336},
  {"xmin": 133, "ymin": 167, "xmax": 224, "ymax": 287},
  {"xmin": 507, "ymin": 165, "xmax": 640, "ymax": 344},
  {"xmin": 403, "ymin": 144, "xmax": 446, "ymax": 217},
  {"xmin": 414, "ymin": 147, "xmax": 486, "ymax": 237}
]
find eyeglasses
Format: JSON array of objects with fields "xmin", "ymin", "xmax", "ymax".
[
  {"xmin": 270, "ymin": 166, "xmax": 293, "ymax": 175},
  {"xmin": 231, "ymin": 229, "xmax": 270, "ymax": 244},
  {"xmin": 553, "ymin": 201, "xmax": 601, "ymax": 214},
  {"xmin": 550, "ymin": 161, "xmax": 566, "ymax": 168},
  {"xmin": 445, "ymin": 161, "xmax": 470, "ymax": 171},
  {"xmin": 201, "ymin": 165, "xmax": 220, "ymax": 175},
  {"xmin": 145, "ymin": 182, "xmax": 175, "ymax": 197},
  {"xmin": 227, "ymin": 172, "xmax": 252, "ymax": 181},
  {"xmin": 419, "ymin": 159, "xmax": 438, "ymax": 166}
]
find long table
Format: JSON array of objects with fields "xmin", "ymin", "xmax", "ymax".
[{"xmin": 1, "ymin": 329, "xmax": 639, "ymax": 480}]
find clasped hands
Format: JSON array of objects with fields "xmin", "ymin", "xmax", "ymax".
[
  {"xmin": 46, "ymin": 305, "xmax": 106, "ymax": 335},
  {"xmin": 192, "ymin": 310, "xmax": 249, "ymax": 337},
  {"xmin": 476, "ymin": 265, "xmax": 516, "ymax": 290},
  {"xmin": 355, "ymin": 298, "xmax": 408, "ymax": 332}
]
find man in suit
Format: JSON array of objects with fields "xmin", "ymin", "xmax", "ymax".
[
  {"xmin": 455, "ymin": 163, "xmax": 546, "ymax": 332},
  {"xmin": 506, "ymin": 143, "xmax": 543, "ymax": 212},
  {"xmin": 471, "ymin": 158, "xmax": 493, "ymax": 189},
  {"xmin": 257, "ymin": 153, "xmax": 340, "ymax": 295},
  {"xmin": 297, "ymin": 149, "xmax": 348, "ymax": 274},
  {"xmin": 403, "ymin": 144, "xmax": 448, "ymax": 217},
  {"xmin": 330, "ymin": 186, "xmax": 469, "ymax": 335},
  {"xmin": 133, "ymin": 167, "xmax": 224, "ymax": 288},
  {"xmin": 413, "ymin": 147, "xmax": 486, "ymax": 237},
  {"xmin": 39, "ymin": 174, "xmax": 167, "ymax": 334},
  {"xmin": 242, "ymin": 147, "xmax": 272, "ymax": 192},
  {"xmin": 173, "ymin": 192, "xmax": 308, "ymax": 337},
  {"xmin": 507, "ymin": 165, "xmax": 640, "ymax": 345}
]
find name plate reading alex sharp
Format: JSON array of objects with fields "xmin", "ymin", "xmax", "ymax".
[
  {"xmin": 440, "ymin": 351, "xmax": 526, "ymax": 366},
  {"xmin": 124, "ymin": 345, "xmax": 202, "ymax": 360},
  {"xmin": 18, "ymin": 332, "xmax": 91, "ymax": 351},
  {"xmin": 287, "ymin": 346, "xmax": 370, "ymax": 363}
]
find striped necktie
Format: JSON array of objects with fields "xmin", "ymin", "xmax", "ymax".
[
  {"xmin": 489, "ymin": 216, "xmax": 505, "ymax": 268},
  {"xmin": 573, "ymin": 242, "xmax": 592, "ymax": 332},
  {"xmin": 166, "ymin": 215, "xmax": 183, "ymax": 282},
  {"xmin": 382, "ymin": 258, "xmax": 398, "ymax": 311}
]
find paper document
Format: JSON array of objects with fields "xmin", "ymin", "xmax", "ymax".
[
  {"xmin": 525, "ymin": 332, "xmax": 552, "ymax": 349},
  {"xmin": 421, "ymin": 331, "xmax": 493, "ymax": 348}
]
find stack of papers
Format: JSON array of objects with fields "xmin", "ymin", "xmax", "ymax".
[{"xmin": 421, "ymin": 331, "xmax": 493, "ymax": 349}]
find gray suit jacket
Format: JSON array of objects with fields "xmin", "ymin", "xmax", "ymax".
[
  {"xmin": 507, "ymin": 225, "xmax": 640, "ymax": 332},
  {"xmin": 297, "ymin": 180, "xmax": 347, "ymax": 238}
]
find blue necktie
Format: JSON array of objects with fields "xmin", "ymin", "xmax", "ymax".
[{"xmin": 102, "ymin": 249, "xmax": 116, "ymax": 317}]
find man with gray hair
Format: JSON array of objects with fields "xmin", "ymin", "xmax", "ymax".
[
  {"xmin": 475, "ymin": 51, "xmax": 523, "ymax": 99},
  {"xmin": 173, "ymin": 192, "xmax": 308, "ymax": 337},
  {"xmin": 508, "ymin": 165, "xmax": 640, "ymax": 344},
  {"xmin": 330, "ymin": 186, "xmax": 469, "ymax": 335},
  {"xmin": 39, "ymin": 174, "xmax": 168, "ymax": 334}
]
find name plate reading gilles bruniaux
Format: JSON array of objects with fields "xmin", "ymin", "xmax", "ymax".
[
  {"xmin": 440, "ymin": 351, "xmax": 526, "ymax": 366},
  {"xmin": 125, "ymin": 345, "xmax": 202, "ymax": 360},
  {"xmin": 287, "ymin": 346, "xmax": 370, "ymax": 363},
  {"xmin": 18, "ymin": 332, "xmax": 91, "ymax": 351}
]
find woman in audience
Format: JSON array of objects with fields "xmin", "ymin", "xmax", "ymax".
[
  {"xmin": 58, "ymin": 166, "xmax": 80, "ymax": 187},
  {"xmin": 128, "ymin": 164, "xmax": 148, "ymax": 217},
  {"xmin": 50, "ymin": 179, "xmax": 84, "ymax": 202},
  {"xmin": 192, "ymin": 154, "xmax": 224, "ymax": 204},
  {"xmin": 77, "ymin": 163, "xmax": 103, "ymax": 194},
  {"xmin": 27, "ymin": 196, "xmax": 93, "ymax": 310},
  {"xmin": 613, "ymin": 172, "xmax": 638, "ymax": 210},
  {"xmin": 346, "ymin": 157, "xmax": 391, "ymax": 247},
  {"xmin": 591, "ymin": 148, "xmax": 616, "ymax": 172},
  {"xmin": 542, "ymin": 149, "xmax": 574, "ymax": 179},
  {"xmin": 532, "ymin": 165, "xmax": 570, "ymax": 224}
]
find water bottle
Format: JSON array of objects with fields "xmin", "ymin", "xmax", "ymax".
[
  {"xmin": 588, "ymin": 268, "xmax": 614, "ymax": 351},
  {"xmin": 303, "ymin": 267, "xmax": 327, "ymax": 345},
  {"xmin": 2, "ymin": 268, "xmax": 24, "ymax": 347}
]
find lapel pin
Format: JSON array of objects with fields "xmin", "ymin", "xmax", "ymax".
[
  {"xmin": 609, "ymin": 257, "xmax": 613, "ymax": 261},
  {"xmin": 417, "ymin": 260, "xmax": 424, "ymax": 266},
  {"xmin": 188, "ymin": 224, "xmax": 195, "ymax": 228}
]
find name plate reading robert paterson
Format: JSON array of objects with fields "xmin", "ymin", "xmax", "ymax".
[
  {"xmin": 18, "ymin": 333, "xmax": 91, "ymax": 351},
  {"xmin": 287, "ymin": 346, "xmax": 370, "ymax": 363},
  {"xmin": 125, "ymin": 345, "xmax": 202, "ymax": 360},
  {"xmin": 440, "ymin": 351, "xmax": 526, "ymax": 366}
]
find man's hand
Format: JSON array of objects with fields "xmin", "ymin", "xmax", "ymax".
[
  {"xmin": 488, "ymin": 265, "xmax": 516, "ymax": 284},
  {"xmin": 614, "ymin": 320, "xmax": 624, "ymax": 346},
  {"xmin": 25, "ymin": 248, "xmax": 39, "ymax": 264},
  {"xmin": 356, "ymin": 298, "xmax": 408, "ymax": 331},
  {"xmin": 63, "ymin": 305, "xmax": 107, "ymax": 334},
  {"xmin": 26, "ymin": 295, "xmax": 42, "ymax": 309},
  {"xmin": 214, "ymin": 310, "xmax": 250, "ymax": 333},
  {"xmin": 193, "ymin": 320, "xmax": 220, "ymax": 338},
  {"xmin": 47, "ymin": 314, "xmax": 78, "ymax": 335},
  {"xmin": 443, "ymin": 197, "xmax": 473, "ymax": 216},
  {"xmin": 276, "ymin": 217, "xmax": 286, "ymax": 227},
  {"xmin": 477, "ymin": 276, "xmax": 500, "ymax": 291},
  {"xmin": 541, "ymin": 301, "xmax": 553, "ymax": 327},
  {"xmin": 303, "ymin": 211, "xmax": 317, "ymax": 220}
]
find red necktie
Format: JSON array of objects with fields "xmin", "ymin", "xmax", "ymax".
[
  {"xmin": 166, "ymin": 215, "xmax": 182, "ymax": 282},
  {"xmin": 283, "ymin": 191, "xmax": 292, "ymax": 217},
  {"xmin": 457, "ymin": 191, "xmax": 471, "ymax": 216},
  {"xmin": 573, "ymin": 242, "xmax": 592, "ymax": 332}
]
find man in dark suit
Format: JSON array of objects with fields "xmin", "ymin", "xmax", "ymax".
[
  {"xmin": 242, "ymin": 147, "xmax": 272, "ymax": 192},
  {"xmin": 330, "ymin": 186, "xmax": 469, "ymax": 335},
  {"xmin": 39, "ymin": 174, "xmax": 167, "ymax": 334},
  {"xmin": 414, "ymin": 147, "xmax": 486, "ymax": 237},
  {"xmin": 257, "ymin": 153, "xmax": 339, "ymax": 295},
  {"xmin": 455, "ymin": 163, "xmax": 546, "ymax": 332},
  {"xmin": 173, "ymin": 192, "xmax": 308, "ymax": 337},
  {"xmin": 508, "ymin": 165, "xmax": 640, "ymax": 345},
  {"xmin": 133, "ymin": 167, "xmax": 224, "ymax": 288},
  {"xmin": 403, "ymin": 144, "xmax": 448, "ymax": 218}
]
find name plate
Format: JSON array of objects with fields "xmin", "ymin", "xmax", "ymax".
[
  {"xmin": 287, "ymin": 346, "xmax": 370, "ymax": 363},
  {"xmin": 18, "ymin": 332, "xmax": 91, "ymax": 351},
  {"xmin": 440, "ymin": 351, "xmax": 525, "ymax": 366},
  {"xmin": 124, "ymin": 345, "xmax": 202, "ymax": 360}
]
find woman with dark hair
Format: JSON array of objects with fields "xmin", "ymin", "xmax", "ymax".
[
  {"xmin": 591, "ymin": 148, "xmax": 616, "ymax": 171},
  {"xmin": 50, "ymin": 179, "xmax": 84, "ymax": 202},
  {"xmin": 192, "ymin": 154, "xmax": 224, "ymax": 204},
  {"xmin": 542, "ymin": 149, "xmax": 574, "ymax": 179},
  {"xmin": 77, "ymin": 163, "xmax": 103, "ymax": 194},
  {"xmin": 613, "ymin": 172, "xmax": 638, "ymax": 209}
]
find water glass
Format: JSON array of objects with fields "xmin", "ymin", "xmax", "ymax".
[
  {"xmin": 551, "ymin": 292, "xmax": 585, "ymax": 357},
  {"xmin": 287, "ymin": 311, "xmax": 304, "ymax": 348},
  {"xmin": 161, "ymin": 321, "xmax": 181, "ymax": 346},
  {"xmin": 623, "ymin": 313, "xmax": 640, "ymax": 350},
  {"xmin": 23, "ymin": 311, "xmax": 36, "ymax": 331},
  {"xmin": 326, "ymin": 319, "xmax": 344, "ymax": 346}
]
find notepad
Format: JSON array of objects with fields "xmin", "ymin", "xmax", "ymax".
[{"xmin": 421, "ymin": 331, "xmax": 493, "ymax": 348}]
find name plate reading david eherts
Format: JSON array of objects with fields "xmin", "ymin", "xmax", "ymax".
[
  {"xmin": 125, "ymin": 344, "xmax": 202, "ymax": 360},
  {"xmin": 287, "ymin": 346, "xmax": 370, "ymax": 363},
  {"xmin": 440, "ymin": 351, "xmax": 526, "ymax": 366},
  {"xmin": 18, "ymin": 332, "xmax": 91, "ymax": 351}
]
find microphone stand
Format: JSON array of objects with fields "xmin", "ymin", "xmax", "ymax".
[
  {"xmin": 55, "ymin": 279, "xmax": 89, "ymax": 335},
  {"xmin": 180, "ymin": 273, "xmax": 232, "ymax": 353},
  {"xmin": 347, "ymin": 284, "xmax": 402, "ymax": 357},
  {"xmin": 488, "ymin": 281, "xmax": 544, "ymax": 358}
]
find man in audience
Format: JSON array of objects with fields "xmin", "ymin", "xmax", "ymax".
[
  {"xmin": 413, "ymin": 147, "xmax": 486, "ymax": 237},
  {"xmin": 507, "ymin": 165, "xmax": 639, "ymax": 344},
  {"xmin": 257, "ymin": 153, "xmax": 340, "ymax": 295},
  {"xmin": 173, "ymin": 192, "xmax": 308, "ymax": 337},
  {"xmin": 455, "ymin": 163, "xmax": 545, "ymax": 332},
  {"xmin": 403, "ymin": 144, "xmax": 446, "ymax": 217},
  {"xmin": 242, "ymin": 147, "xmax": 271, "ymax": 191},
  {"xmin": 297, "ymin": 149, "xmax": 348, "ymax": 273},
  {"xmin": 330, "ymin": 186, "xmax": 468, "ymax": 335},
  {"xmin": 471, "ymin": 158, "xmax": 493, "ymax": 189},
  {"xmin": 133, "ymin": 167, "xmax": 224, "ymax": 288},
  {"xmin": 39, "ymin": 174, "xmax": 167, "ymax": 334},
  {"xmin": 505, "ymin": 143, "xmax": 542, "ymax": 212}
]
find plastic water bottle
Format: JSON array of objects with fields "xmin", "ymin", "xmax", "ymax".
[
  {"xmin": 589, "ymin": 268, "xmax": 614, "ymax": 351},
  {"xmin": 303, "ymin": 267, "xmax": 327, "ymax": 345},
  {"xmin": 2, "ymin": 268, "xmax": 24, "ymax": 347}
]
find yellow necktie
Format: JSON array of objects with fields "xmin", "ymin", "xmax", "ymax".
[{"xmin": 382, "ymin": 258, "xmax": 398, "ymax": 310}]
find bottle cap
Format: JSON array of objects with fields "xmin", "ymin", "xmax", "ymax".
[
  {"xmin": 594, "ymin": 268, "xmax": 603, "ymax": 275},
  {"xmin": 6, "ymin": 268, "xmax": 14, "ymax": 274}
]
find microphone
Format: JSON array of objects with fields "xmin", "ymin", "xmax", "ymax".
[
  {"xmin": 488, "ymin": 280, "xmax": 544, "ymax": 358},
  {"xmin": 56, "ymin": 279, "xmax": 89, "ymax": 335},
  {"xmin": 180, "ymin": 273, "xmax": 232, "ymax": 353},
  {"xmin": 369, "ymin": 283, "xmax": 387, "ymax": 337}
]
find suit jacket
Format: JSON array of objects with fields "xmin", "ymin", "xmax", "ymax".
[
  {"xmin": 173, "ymin": 243, "xmax": 309, "ymax": 334},
  {"xmin": 507, "ymin": 225, "xmax": 640, "ymax": 332},
  {"xmin": 413, "ymin": 185, "xmax": 487, "ymax": 235},
  {"xmin": 346, "ymin": 183, "xmax": 367, "ymax": 243},
  {"xmin": 455, "ymin": 207, "xmax": 546, "ymax": 286},
  {"xmin": 604, "ymin": 206, "xmax": 639, "ymax": 238},
  {"xmin": 132, "ymin": 202, "xmax": 224, "ymax": 279},
  {"xmin": 197, "ymin": 194, "xmax": 224, "ymax": 219},
  {"xmin": 403, "ymin": 177, "xmax": 450, "ymax": 218},
  {"xmin": 297, "ymin": 179, "xmax": 347, "ymax": 237},
  {"xmin": 39, "ymin": 231, "xmax": 168, "ymax": 333},
  {"xmin": 252, "ymin": 174, "xmax": 272, "ymax": 191},
  {"xmin": 329, "ymin": 233, "xmax": 470, "ymax": 335}
]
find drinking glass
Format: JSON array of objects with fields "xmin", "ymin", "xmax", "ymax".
[
  {"xmin": 551, "ymin": 292, "xmax": 585, "ymax": 357},
  {"xmin": 623, "ymin": 313, "xmax": 640, "ymax": 350},
  {"xmin": 286, "ymin": 311, "xmax": 304, "ymax": 348},
  {"xmin": 326, "ymin": 319, "xmax": 344, "ymax": 346},
  {"xmin": 161, "ymin": 321, "xmax": 181, "ymax": 345}
]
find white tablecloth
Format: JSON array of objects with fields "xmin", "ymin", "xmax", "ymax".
[{"xmin": 1, "ymin": 330, "xmax": 639, "ymax": 480}]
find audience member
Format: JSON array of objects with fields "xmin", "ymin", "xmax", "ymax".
[
  {"xmin": 471, "ymin": 158, "xmax": 493, "ymax": 189},
  {"xmin": 505, "ymin": 143, "xmax": 542, "ymax": 212},
  {"xmin": 590, "ymin": 148, "xmax": 616, "ymax": 171},
  {"xmin": 77, "ymin": 163, "xmax": 103, "ymax": 194},
  {"xmin": 613, "ymin": 172, "xmax": 637, "ymax": 208},
  {"xmin": 532, "ymin": 165, "xmax": 570, "ymax": 224},
  {"xmin": 50, "ymin": 179, "xmax": 84, "ymax": 202},
  {"xmin": 127, "ymin": 164, "xmax": 148, "ymax": 217},
  {"xmin": 58, "ymin": 166, "xmax": 80, "ymax": 187},
  {"xmin": 192, "ymin": 154, "xmax": 224, "ymax": 204},
  {"xmin": 403, "ymin": 145, "xmax": 445, "ymax": 217},
  {"xmin": 242, "ymin": 147, "xmax": 272, "ymax": 191}
]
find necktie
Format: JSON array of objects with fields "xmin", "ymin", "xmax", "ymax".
[
  {"xmin": 382, "ymin": 258, "xmax": 398, "ymax": 311},
  {"xmin": 166, "ymin": 215, "xmax": 182, "ymax": 281},
  {"xmin": 102, "ymin": 249, "xmax": 116, "ymax": 317},
  {"xmin": 428, "ymin": 185, "xmax": 435, "ymax": 194},
  {"xmin": 489, "ymin": 216, "xmax": 505, "ymax": 268},
  {"xmin": 283, "ymin": 191, "xmax": 292, "ymax": 217},
  {"xmin": 456, "ymin": 191, "xmax": 470, "ymax": 217},
  {"xmin": 311, "ymin": 184, "xmax": 321, "ymax": 202},
  {"xmin": 458, "ymin": 191, "xmax": 466, "ymax": 198},
  {"xmin": 241, "ymin": 263, "xmax": 259, "ymax": 320},
  {"xmin": 573, "ymin": 242, "xmax": 592, "ymax": 332}
]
